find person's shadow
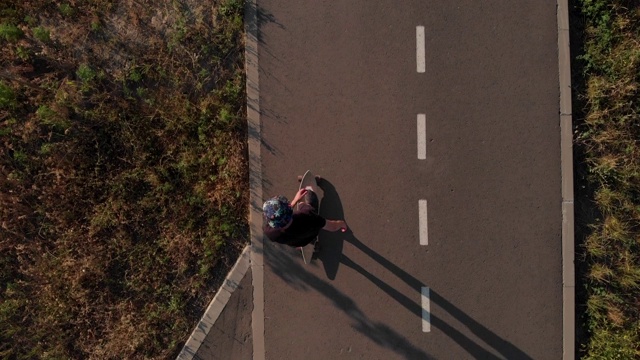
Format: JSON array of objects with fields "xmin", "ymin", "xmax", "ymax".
[
  {"xmin": 316, "ymin": 178, "xmax": 345, "ymax": 280},
  {"xmin": 315, "ymin": 178, "xmax": 533, "ymax": 359}
]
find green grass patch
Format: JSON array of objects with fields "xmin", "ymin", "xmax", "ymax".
[{"xmin": 0, "ymin": 0, "xmax": 247, "ymax": 358}]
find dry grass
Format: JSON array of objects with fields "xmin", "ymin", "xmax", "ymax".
[
  {"xmin": 576, "ymin": 0, "xmax": 640, "ymax": 358},
  {"xmin": 0, "ymin": 0, "xmax": 247, "ymax": 358}
]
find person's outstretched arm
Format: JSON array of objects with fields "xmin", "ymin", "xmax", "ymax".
[{"xmin": 290, "ymin": 189, "xmax": 307, "ymax": 207}]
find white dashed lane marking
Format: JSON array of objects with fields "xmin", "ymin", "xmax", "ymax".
[
  {"xmin": 417, "ymin": 25, "xmax": 429, "ymax": 335},
  {"xmin": 422, "ymin": 286, "xmax": 431, "ymax": 332},
  {"xmin": 419, "ymin": 199, "xmax": 428, "ymax": 245},
  {"xmin": 417, "ymin": 114, "xmax": 426, "ymax": 160},
  {"xmin": 416, "ymin": 26, "xmax": 425, "ymax": 73}
]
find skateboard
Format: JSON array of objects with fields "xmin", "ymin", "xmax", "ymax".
[{"xmin": 296, "ymin": 170, "xmax": 323, "ymax": 264}]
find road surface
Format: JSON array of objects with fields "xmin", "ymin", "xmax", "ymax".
[{"xmin": 255, "ymin": 1, "xmax": 563, "ymax": 359}]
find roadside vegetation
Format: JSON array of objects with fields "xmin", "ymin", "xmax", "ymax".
[
  {"xmin": 0, "ymin": 0, "xmax": 247, "ymax": 358},
  {"xmin": 575, "ymin": 0, "xmax": 640, "ymax": 358}
]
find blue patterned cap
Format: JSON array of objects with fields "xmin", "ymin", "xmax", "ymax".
[{"xmin": 263, "ymin": 196, "xmax": 293, "ymax": 229}]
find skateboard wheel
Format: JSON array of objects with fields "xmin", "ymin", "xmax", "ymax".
[{"xmin": 297, "ymin": 175, "xmax": 303, "ymax": 182}]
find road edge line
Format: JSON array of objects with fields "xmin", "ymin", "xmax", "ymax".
[
  {"xmin": 557, "ymin": 1, "xmax": 575, "ymax": 359},
  {"xmin": 245, "ymin": 1, "xmax": 266, "ymax": 360},
  {"xmin": 175, "ymin": 245, "xmax": 251, "ymax": 360}
]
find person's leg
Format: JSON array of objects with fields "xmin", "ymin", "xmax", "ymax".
[{"xmin": 302, "ymin": 188, "xmax": 319, "ymax": 212}]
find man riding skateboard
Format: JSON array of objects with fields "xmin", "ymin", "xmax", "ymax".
[{"xmin": 262, "ymin": 186, "xmax": 346, "ymax": 248}]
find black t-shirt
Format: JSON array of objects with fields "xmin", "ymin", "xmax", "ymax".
[{"xmin": 263, "ymin": 203, "xmax": 326, "ymax": 247}]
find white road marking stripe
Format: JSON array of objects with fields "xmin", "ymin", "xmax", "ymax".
[
  {"xmin": 419, "ymin": 199, "xmax": 428, "ymax": 245},
  {"xmin": 416, "ymin": 26, "xmax": 425, "ymax": 73},
  {"xmin": 422, "ymin": 286, "xmax": 431, "ymax": 332},
  {"xmin": 417, "ymin": 114, "xmax": 426, "ymax": 160}
]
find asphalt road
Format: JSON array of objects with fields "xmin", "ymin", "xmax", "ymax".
[{"xmin": 257, "ymin": 1, "xmax": 562, "ymax": 359}]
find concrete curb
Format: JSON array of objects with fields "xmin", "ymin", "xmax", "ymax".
[
  {"xmin": 557, "ymin": 1, "xmax": 575, "ymax": 359},
  {"xmin": 176, "ymin": 245, "xmax": 251, "ymax": 360},
  {"xmin": 244, "ymin": 0, "xmax": 266, "ymax": 359},
  {"xmin": 176, "ymin": 0, "xmax": 264, "ymax": 357}
]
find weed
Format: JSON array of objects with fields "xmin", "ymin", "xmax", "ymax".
[
  {"xmin": 39, "ymin": 143, "xmax": 53, "ymax": 155},
  {"xmin": 36, "ymin": 105, "xmax": 71, "ymax": 130},
  {"xmin": 59, "ymin": 3, "xmax": 75, "ymax": 17},
  {"xmin": 219, "ymin": 0, "xmax": 243, "ymax": 17},
  {"xmin": 0, "ymin": 82, "xmax": 16, "ymax": 109},
  {"xmin": 136, "ymin": 87, "xmax": 147, "ymax": 98},
  {"xmin": 6, "ymin": 171, "xmax": 21, "ymax": 181},
  {"xmin": 168, "ymin": 15, "xmax": 188, "ymax": 52},
  {"xmin": 32, "ymin": 26, "xmax": 50, "ymax": 42},
  {"xmin": 129, "ymin": 68, "xmax": 143, "ymax": 82},
  {"xmin": 76, "ymin": 64, "xmax": 96, "ymax": 83},
  {"xmin": 11, "ymin": 150, "xmax": 27, "ymax": 165},
  {"xmin": 217, "ymin": 107, "xmax": 233, "ymax": 125},
  {"xmin": 16, "ymin": 46, "xmax": 30, "ymax": 61},
  {"xmin": 589, "ymin": 263, "xmax": 614, "ymax": 284},
  {"xmin": 90, "ymin": 20, "xmax": 101, "ymax": 32},
  {"xmin": 617, "ymin": 254, "xmax": 640, "ymax": 289},
  {"xmin": 0, "ymin": 23, "xmax": 23, "ymax": 42}
]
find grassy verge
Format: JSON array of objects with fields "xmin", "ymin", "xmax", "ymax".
[
  {"xmin": 574, "ymin": 0, "xmax": 640, "ymax": 358},
  {"xmin": 0, "ymin": 0, "xmax": 247, "ymax": 358}
]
